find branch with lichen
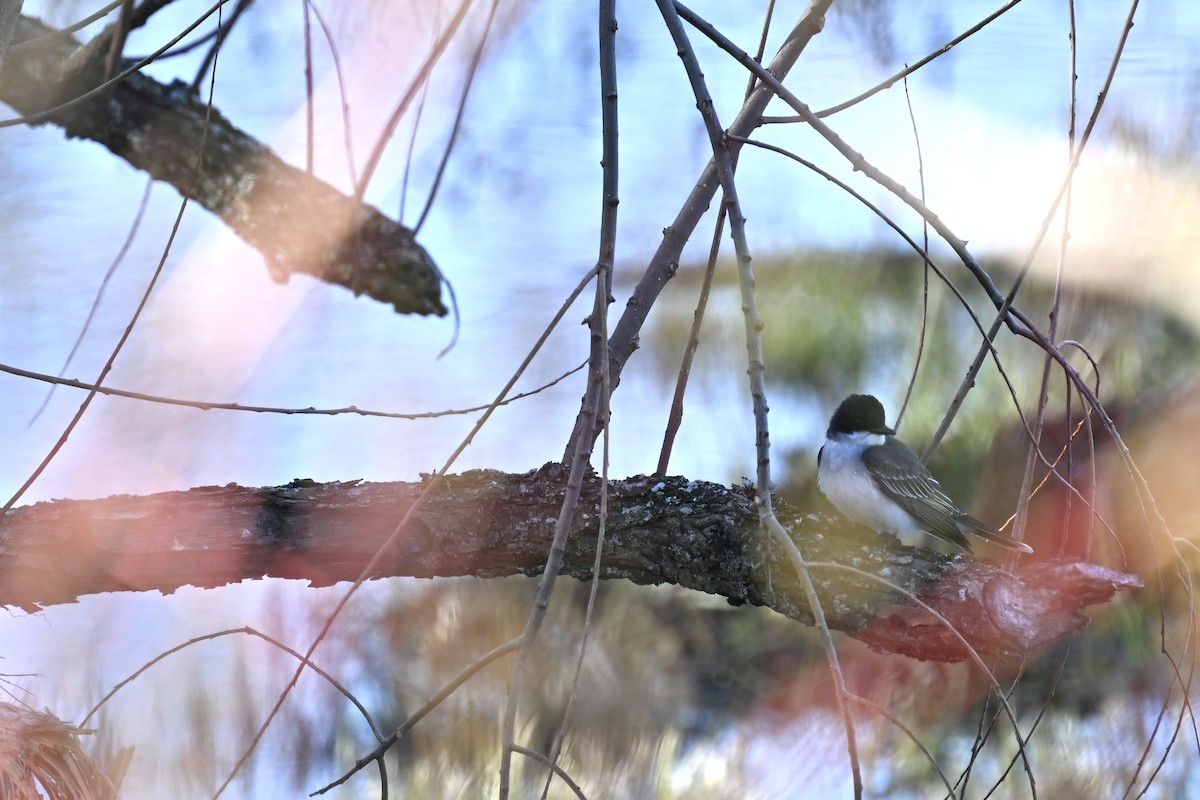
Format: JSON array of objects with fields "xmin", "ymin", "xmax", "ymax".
[
  {"xmin": 0, "ymin": 15, "xmax": 444, "ymax": 316},
  {"xmin": 0, "ymin": 469, "xmax": 1141, "ymax": 663}
]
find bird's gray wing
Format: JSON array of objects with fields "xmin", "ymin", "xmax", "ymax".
[
  {"xmin": 861, "ymin": 439, "xmax": 970, "ymax": 549},
  {"xmin": 863, "ymin": 440, "xmax": 1034, "ymax": 553}
]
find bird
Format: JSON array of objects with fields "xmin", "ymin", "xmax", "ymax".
[{"xmin": 817, "ymin": 393, "xmax": 1033, "ymax": 554}]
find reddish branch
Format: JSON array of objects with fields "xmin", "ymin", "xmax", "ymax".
[
  {"xmin": 0, "ymin": 15, "xmax": 445, "ymax": 316},
  {"xmin": 854, "ymin": 559, "xmax": 1143, "ymax": 662},
  {"xmin": 0, "ymin": 468, "xmax": 1140, "ymax": 663}
]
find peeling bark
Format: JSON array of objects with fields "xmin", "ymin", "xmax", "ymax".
[{"xmin": 0, "ymin": 467, "xmax": 1141, "ymax": 662}]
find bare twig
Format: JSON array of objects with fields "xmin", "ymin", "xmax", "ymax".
[
  {"xmin": 101, "ymin": 0, "xmax": 132, "ymax": 80},
  {"xmin": 1013, "ymin": 0, "xmax": 1082, "ymax": 553},
  {"xmin": 314, "ymin": 639, "xmax": 522, "ymax": 794},
  {"xmin": 2, "ymin": 19, "xmax": 226, "ymax": 514},
  {"xmin": 564, "ymin": 0, "xmax": 836, "ymax": 460},
  {"xmin": 353, "ymin": 0, "xmax": 472, "ymax": 203},
  {"xmin": 414, "ymin": 0, "xmax": 498, "ymax": 236},
  {"xmin": 535, "ymin": 5, "xmax": 623, "ymax": 789},
  {"xmin": 924, "ymin": 0, "xmax": 1141, "ymax": 456},
  {"xmin": 676, "ymin": 1, "xmax": 1028, "ymax": 338},
  {"xmin": 415, "ymin": 0, "xmax": 502, "ymax": 358},
  {"xmin": 304, "ymin": 0, "xmax": 357, "ymax": 184},
  {"xmin": 189, "ymin": 0, "xmax": 252, "ymax": 92},
  {"xmin": 894, "ymin": 73, "xmax": 930, "ymax": 432},
  {"xmin": 657, "ymin": 1, "xmax": 777, "ymax": 476},
  {"xmin": 656, "ymin": 2, "xmax": 862, "ymax": 795},
  {"xmin": 1, "ymin": 359, "xmax": 585, "ymax": 420},
  {"xmin": 655, "ymin": 204, "xmax": 722, "ymax": 476},
  {"xmin": 847, "ymin": 693, "xmax": 956, "ymax": 798},
  {"xmin": 512, "ymin": 746, "xmax": 587, "ymax": 800},
  {"xmin": 26, "ymin": 178, "xmax": 155, "ymax": 427},
  {"xmin": 806, "ymin": 0, "xmax": 1027, "ymax": 119},
  {"xmin": 500, "ymin": 4, "xmax": 620, "ymax": 796},
  {"xmin": 81, "ymin": 626, "xmax": 383, "ymax": 741},
  {"xmin": 301, "ymin": 0, "xmax": 314, "ymax": 174},
  {"xmin": 219, "ymin": 265, "xmax": 599, "ymax": 796}
]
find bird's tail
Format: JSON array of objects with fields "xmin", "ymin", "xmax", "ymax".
[{"xmin": 956, "ymin": 514, "xmax": 1034, "ymax": 554}]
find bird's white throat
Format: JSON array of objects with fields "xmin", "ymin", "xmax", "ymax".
[{"xmin": 818, "ymin": 432, "xmax": 924, "ymax": 538}]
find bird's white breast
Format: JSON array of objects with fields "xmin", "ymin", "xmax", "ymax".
[{"xmin": 818, "ymin": 432, "xmax": 923, "ymax": 537}]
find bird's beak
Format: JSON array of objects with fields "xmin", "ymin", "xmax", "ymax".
[{"xmin": 876, "ymin": 425, "xmax": 896, "ymax": 436}]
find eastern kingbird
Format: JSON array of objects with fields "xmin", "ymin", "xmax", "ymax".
[{"xmin": 817, "ymin": 394, "xmax": 1033, "ymax": 553}]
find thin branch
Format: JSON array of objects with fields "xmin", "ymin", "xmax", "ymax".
[
  {"xmin": 656, "ymin": 2, "xmax": 863, "ymax": 795},
  {"xmin": 814, "ymin": 561, "xmax": 1036, "ymax": 790},
  {"xmin": 353, "ymin": 0, "xmax": 472, "ymax": 202},
  {"xmin": 413, "ymin": 0, "xmax": 498, "ymax": 236},
  {"xmin": 1013, "ymin": 0, "xmax": 1082, "ymax": 551},
  {"xmin": 216, "ymin": 265, "xmax": 600, "ymax": 796},
  {"xmin": 81, "ymin": 626, "xmax": 383, "ymax": 742},
  {"xmin": 925, "ymin": 0, "xmax": 1142, "ymax": 456},
  {"xmin": 189, "ymin": 0, "xmax": 252, "ymax": 93},
  {"xmin": 314, "ymin": 639, "xmax": 522, "ymax": 795},
  {"xmin": 26, "ymin": 177, "xmax": 155, "ymax": 428},
  {"xmin": 807, "ymin": 0, "xmax": 1027, "ymax": 119},
  {"xmin": 2, "ymin": 18, "xmax": 226, "ymax": 514},
  {"xmin": 540, "ymin": 56, "xmax": 619, "ymax": 783},
  {"xmin": 301, "ymin": 0, "xmax": 314, "ymax": 174},
  {"xmin": 415, "ymin": 0, "xmax": 503, "ymax": 358},
  {"xmin": 511, "ymin": 746, "xmax": 587, "ymax": 800},
  {"xmin": 500, "ymin": 3, "xmax": 620, "ymax": 796},
  {"xmin": 1, "ymin": 360, "xmax": 585, "ymax": 420},
  {"xmin": 657, "ymin": 1, "xmax": 777, "ymax": 476},
  {"xmin": 676, "ymin": 0, "xmax": 1028, "ymax": 338},
  {"xmin": 101, "ymin": 0, "xmax": 133, "ymax": 81},
  {"xmin": 847, "ymin": 693, "xmax": 956, "ymax": 799},
  {"xmin": 564, "ymin": 0, "xmax": 836, "ymax": 460},
  {"xmin": 894, "ymin": 72, "xmax": 929, "ymax": 432},
  {"xmin": 655, "ymin": 202, "xmax": 722, "ymax": 476},
  {"xmin": 310, "ymin": 1, "xmax": 356, "ymax": 184},
  {"xmin": 343, "ymin": 0, "xmax": 472, "ymax": 299}
]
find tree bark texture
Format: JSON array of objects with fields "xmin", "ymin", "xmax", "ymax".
[
  {"xmin": 0, "ymin": 467, "xmax": 1141, "ymax": 663},
  {"xmin": 0, "ymin": 15, "xmax": 446, "ymax": 316}
]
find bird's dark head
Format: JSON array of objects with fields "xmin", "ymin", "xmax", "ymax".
[{"xmin": 828, "ymin": 394, "xmax": 895, "ymax": 437}]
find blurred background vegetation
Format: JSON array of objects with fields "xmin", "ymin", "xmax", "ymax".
[{"xmin": 5, "ymin": 0, "xmax": 1200, "ymax": 797}]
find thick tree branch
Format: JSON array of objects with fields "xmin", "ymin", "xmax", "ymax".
[
  {"xmin": 0, "ymin": 467, "xmax": 1140, "ymax": 662},
  {"xmin": 0, "ymin": 15, "xmax": 446, "ymax": 316}
]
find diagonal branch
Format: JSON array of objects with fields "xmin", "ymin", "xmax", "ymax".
[
  {"xmin": 654, "ymin": 2, "xmax": 865, "ymax": 792},
  {"xmin": 562, "ymin": 0, "xmax": 836, "ymax": 461},
  {"xmin": 674, "ymin": 1, "xmax": 1026, "ymax": 336},
  {"xmin": 0, "ymin": 14, "xmax": 445, "ymax": 315}
]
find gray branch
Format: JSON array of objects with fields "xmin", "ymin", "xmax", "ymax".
[
  {"xmin": 0, "ymin": 467, "xmax": 1140, "ymax": 663},
  {"xmin": 0, "ymin": 14, "xmax": 445, "ymax": 316}
]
